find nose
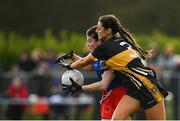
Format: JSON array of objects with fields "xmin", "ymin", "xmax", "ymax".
[
  {"xmin": 95, "ymin": 28, "xmax": 99, "ymax": 33},
  {"xmin": 86, "ymin": 42, "xmax": 90, "ymax": 47}
]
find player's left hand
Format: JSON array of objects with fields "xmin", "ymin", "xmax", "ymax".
[
  {"xmin": 62, "ymin": 78, "xmax": 82, "ymax": 95},
  {"xmin": 55, "ymin": 51, "xmax": 73, "ymax": 63}
]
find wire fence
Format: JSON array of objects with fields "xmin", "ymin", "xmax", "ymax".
[{"xmin": 0, "ymin": 68, "xmax": 179, "ymax": 119}]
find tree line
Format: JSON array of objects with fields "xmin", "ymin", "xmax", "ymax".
[{"xmin": 0, "ymin": 0, "xmax": 180, "ymax": 37}]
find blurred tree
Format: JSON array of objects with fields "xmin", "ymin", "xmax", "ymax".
[
  {"xmin": 93, "ymin": 0, "xmax": 180, "ymax": 36},
  {"xmin": 0, "ymin": 0, "xmax": 180, "ymax": 37}
]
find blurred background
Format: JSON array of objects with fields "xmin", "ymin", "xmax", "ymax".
[{"xmin": 0, "ymin": 0, "xmax": 180, "ymax": 120}]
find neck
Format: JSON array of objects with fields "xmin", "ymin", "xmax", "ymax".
[{"xmin": 104, "ymin": 35, "xmax": 113, "ymax": 42}]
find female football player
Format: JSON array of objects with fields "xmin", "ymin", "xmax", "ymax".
[
  {"xmin": 58, "ymin": 15, "xmax": 168, "ymax": 120},
  {"xmin": 57, "ymin": 26, "xmax": 130, "ymax": 120}
]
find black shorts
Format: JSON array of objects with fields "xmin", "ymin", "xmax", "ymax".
[{"xmin": 126, "ymin": 77, "xmax": 168, "ymax": 109}]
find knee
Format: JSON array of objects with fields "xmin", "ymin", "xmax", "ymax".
[{"xmin": 111, "ymin": 110, "xmax": 129, "ymax": 120}]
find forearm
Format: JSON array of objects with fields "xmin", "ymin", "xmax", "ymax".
[
  {"xmin": 70, "ymin": 54, "xmax": 93, "ymax": 69},
  {"xmin": 82, "ymin": 70, "xmax": 114, "ymax": 93},
  {"xmin": 71, "ymin": 54, "xmax": 92, "ymax": 71},
  {"xmin": 71, "ymin": 54, "xmax": 81, "ymax": 62},
  {"xmin": 82, "ymin": 81, "xmax": 105, "ymax": 93}
]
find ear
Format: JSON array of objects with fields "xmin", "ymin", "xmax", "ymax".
[{"xmin": 106, "ymin": 28, "xmax": 112, "ymax": 34}]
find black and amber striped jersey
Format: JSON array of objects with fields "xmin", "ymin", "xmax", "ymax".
[
  {"xmin": 91, "ymin": 36, "xmax": 168, "ymax": 103},
  {"xmin": 91, "ymin": 36, "xmax": 147, "ymax": 74}
]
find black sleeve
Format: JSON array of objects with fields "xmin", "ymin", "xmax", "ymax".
[{"xmin": 91, "ymin": 44, "xmax": 105, "ymax": 59}]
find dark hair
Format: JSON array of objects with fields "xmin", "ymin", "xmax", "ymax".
[
  {"xmin": 86, "ymin": 26, "xmax": 98, "ymax": 41},
  {"xmin": 98, "ymin": 14, "xmax": 150, "ymax": 60}
]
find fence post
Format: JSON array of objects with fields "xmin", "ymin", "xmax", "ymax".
[{"xmin": 178, "ymin": 75, "xmax": 180, "ymax": 119}]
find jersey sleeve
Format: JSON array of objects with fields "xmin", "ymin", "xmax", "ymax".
[{"xmin": 91, "ymin": 44, "xmax": 105, "ymax": 59}]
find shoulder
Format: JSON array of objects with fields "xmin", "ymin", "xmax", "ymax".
[{"xmin": 91, "ymin": 44, "xmax": 106, "ymax": 59}]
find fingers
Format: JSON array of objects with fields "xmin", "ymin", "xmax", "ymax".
[
  {"xmin": 66, "ymin": 90, "xmax": 72, "ymax": 94},
  {"xmin": 62, "ymin": 85, "xmax": 73, "ymax": 94},
  {"xmin": 54, "ymin": 57, "xmax": 67, "ymax": 65},
  {"xmin": 62, "ymin": 84, "xmax": 70, "ymax": 91},
  {"xmin": 55, "ymin": 51, "xmax": 73, "ymax": 64},
  {"xmin": 60, "ymin": 59, "xmax": 66, "ymax": 63},
  {"xmin": 62, "ymin": 88, "xmax": 68, "ymax": 91},
  {"xmin": 62, "ymin": 87, "xmax": 75, "ymax": 95},
  {"xmin": 62, "ymin": 86, "xmax": 69, "ymax": 91},
  {"xmin": 69, "ymin": 77, "xmax": 75, "ymax": 82},
  {"xmin": 69, "ymin": 77, "xmax": 77, "ymax": 85},
  {"xmin": 61, "ymin": 84, "xmax": 69, "ymax": 87},
  {"xmin": 59, "ymin": 59, "xmax": 65, "ymax": 65},
  {"xmin": 60, "ymin": 59, "xmax": 69, "ymax": 67},
  {"xmin": 62, "ymin": 83, "xmax": 75, "ymax": 94},
  {"xmin": 69, "ymin": 78, "xmax": 77, "ymax": 86},
  {"xmin": 65, "ymin": 51, "xmax": 73, "ymax": 58},
  {"xmin": 54, "ymin": 55, "xmax": 66, "ymax": 63},
  {"xmin": 57, "ymin": 59, "xmax": 68, "ymax": 67},
  {"xmin": 55, "ymin": 58, "xmax": 72, "ymax": 70},
  {"xmin": 69, "ymin": 77, "xmax": 79, "ymax": 86}
]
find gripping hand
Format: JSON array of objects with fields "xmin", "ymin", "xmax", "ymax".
[
  {"xmin": 62, "ymin": 78, "xmax": 82, "ymax": 95},
  {"xmin": 56, "ymin": 59, "xmax": 72, "ymax": 70},
  {"xmin": 55, "ymin": 51, "xmax": 73, "ymax": 63}
]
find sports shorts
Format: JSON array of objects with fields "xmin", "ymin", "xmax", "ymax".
[
  {"xmin": 100, "ymin": 86, "xmax": 127, "ymax": 119},
  {"xmin": 127, "ymin": 76, "xmax": 168, "ymax": 109}
]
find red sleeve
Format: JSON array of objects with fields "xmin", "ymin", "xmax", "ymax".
[{"xmin": 20, "ymin": 85, "xmax": 28, "ymax": 98}]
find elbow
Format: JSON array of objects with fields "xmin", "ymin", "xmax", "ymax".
[
  {"xmin": 99, "ymin": 82, "xmax": 108, "ymax": 91},
  {"xmin": 79, "ymin": 58, "xmax": 87, "ymax": 66}
]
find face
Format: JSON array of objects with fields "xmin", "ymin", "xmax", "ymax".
[
  {"xmin": 86, "ymin": 35, "xmax": 100, "ymax": 51},
  {"xmin": 12, "ymin": 78, "xmax": 22, "ymax": 88},
  {"xmin": 96, "ymin": 21, "xmax": 110, "ymax": 41}
]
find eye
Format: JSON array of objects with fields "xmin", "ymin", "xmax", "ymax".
[{"xmin": 96, "ymin": 27, "xmax": 100, "ymax": 32}]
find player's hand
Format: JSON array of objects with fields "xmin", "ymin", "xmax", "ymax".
[
  {"xmin": 62, "ymin": 78, "xmax": 82, "ymax": 95},
  {"xmin": 55, "ymin": 51, "xmax": 73, "ymax": 63},
  {"xmin": 56, "ymin": 59, "xmax": 72, "ymax": 70}
]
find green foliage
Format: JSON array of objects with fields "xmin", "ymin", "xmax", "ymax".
[
  {"xmin": 57, "ymin": 30, "xmax": 86, "ymax": 54},
  {"xmin": 0, "ymin": 30, "xmax": 180, "ymax": 70},
  {"xmin": 0, "ymin": 30, "xmax": 86, "ymax": 70},
  {"xmin": 135, "ymin": 31, "xmax": 180, "ymax": 53}
]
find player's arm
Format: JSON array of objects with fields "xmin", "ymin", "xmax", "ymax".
[
  {"xmin": 56, "ymin": 51, "xmax": 92, "ymax": 70},
  {"xmin": 71, "ymin": 53, "xmax": 81, "ymax": 61},
  {"xmin": 61, "ymin": 69, "xmax": 114, "ymax": 94},
  {"xmin": 59, "ymin": 44, "xmax": 103, "ymax": 70},
  {"xmin": 70, "ymin": 53, "xmax": 95, "ymax": 69},
  {"xmin": 71, "ymin": 53, "xmax": 92, "ymax": 71},
  {"xmin": 82, "ymin": 69, "xmax": 114, "ymax": 93}
]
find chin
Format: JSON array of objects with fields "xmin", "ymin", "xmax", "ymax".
[{"xmin": 100, "ymin": 38, "xmax": 105, "ymax": 42}]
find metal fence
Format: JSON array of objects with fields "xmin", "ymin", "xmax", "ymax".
[{"xmin": 0, "ymin": 68, "xmax": 180, "ymax": 119}]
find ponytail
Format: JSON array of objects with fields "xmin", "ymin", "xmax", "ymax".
[
  {"xmin": 118, "ymin": 27, "xmax": 150, "ymax": 60},
  {"xmin": 98, "ymin": 14, "xmax": 150, "ymax": 60}
]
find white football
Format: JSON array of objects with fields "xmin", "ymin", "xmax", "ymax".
[{"xmin": 61, "ymin": 69, "xmax": 84, "ymax": 86}]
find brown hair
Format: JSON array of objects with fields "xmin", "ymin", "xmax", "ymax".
[
  {"xmin": 98, "ymin": 15, "xmax": 150, "ymax": 60},
  {"xmin": 86, "ymin": 26, "xmax": 98, "ymax": 41}
]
